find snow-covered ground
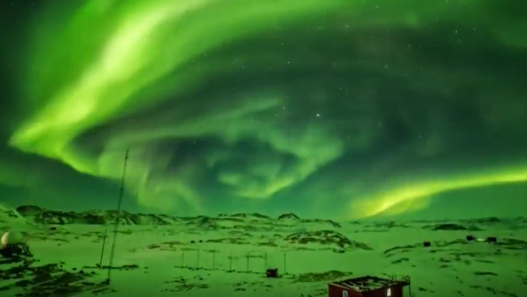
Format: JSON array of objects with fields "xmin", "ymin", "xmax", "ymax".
[{"xmin": 1, "ymin": 204, "xmax": 526, "ymax": 297}]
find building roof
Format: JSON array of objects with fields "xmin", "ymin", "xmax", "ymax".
[{"xmin": 330, "ymin": 275, "xmax": 409, "ymax": 292}]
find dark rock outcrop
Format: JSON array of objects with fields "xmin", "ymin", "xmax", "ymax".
[
  {"xmin": 15, "ymin": 207, "xmax": 180, "ymax": 226},
  {"xmin": 218, "ymin": 213, "xmax": 271, "ymax": 220},
  {"xmin": 251, "ymin": 213, "xmax": 271, "ymax": 219},
  {"xmin": 0, "ymin": 261, "xmax": 108, "ymax": 296},
  {"xmin": 0, "ymin": 204, "xmax": 26, "ymax": 224},
  {"xmin": 426, "ymin": 223, "xmax": 482, "ymax": 231},
  {"xmin": 464, "ymin": 217, "xmax": 501, "ymax": 224},
  {"xmin": 301, "ymin": 219, "xmax": 341, "ymax": 228},
  {"xmin": 185, "ymin": 216, "xmax": 218, "ymax": 229},
  {"xmin": 278, "ymin": 213, "xmax": 300, "ymax": 220},
  {"xmin": 284, "ymin": 230, "xmax": 372, "ymax": 251},
  {"xmin": 15, "ymin": 205, "xmax": 42, "ymax": 216}
]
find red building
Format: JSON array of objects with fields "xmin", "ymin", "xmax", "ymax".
[{"xmin": 328, "ymin": 275, "xmax": 411, "ymax": 297}]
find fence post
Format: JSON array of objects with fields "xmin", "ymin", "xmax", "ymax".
[
  {"xmin": 264, "ymin": 253, "xmax": 268, "ymax": 271},
  {"xmin": 182, "ymin": 251, "xmax": 185, "ymax": 268}
]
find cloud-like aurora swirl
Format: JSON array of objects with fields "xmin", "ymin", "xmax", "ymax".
[{"xmin": 6, "ymin": 0, "xmax": 527, "ymax": 218}]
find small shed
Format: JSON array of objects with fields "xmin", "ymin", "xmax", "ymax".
[{"xmin": 328, "ymin": 275, "xmax": 411, "ymax": 297}]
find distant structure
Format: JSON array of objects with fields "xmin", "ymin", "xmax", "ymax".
[
  {"xmin": 328, "ymin": 275, "xmax": 411, "ymax": 297},
  {"xmin": 266, "ymin": 268, "xmax": 278, "ymax": 278},
  {"xmin": 0, "ymin": 230, "xmax": 32, "ymax": 258}
]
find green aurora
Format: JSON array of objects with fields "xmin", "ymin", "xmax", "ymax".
[{"xmin": 1, "ymin": 0, "xmax": 527, "ymax": 219}]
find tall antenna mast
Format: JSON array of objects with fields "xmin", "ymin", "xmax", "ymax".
[{"xmin": 105, "ymin": 149, "xmax": 130, "ymax": 284}]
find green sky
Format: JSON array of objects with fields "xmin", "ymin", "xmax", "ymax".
[{"xmin": 1, "ymin": 0, "xmax": 526, "ymax": 219}]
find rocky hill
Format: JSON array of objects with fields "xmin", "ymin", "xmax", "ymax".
[
  {"xmin": 15, "ymin": 205, "xmax": 179, "ymax": 225},
  {"xmin": 423, "ymin": 223, "xmax": 482, "ymax": 231},
  {"xmin": 277, "ymin": 213, "xmax": 300, "ymax": 220},
  {"xmin": 185, "ymin": 216, "xmax": 219, "ymax": 229},
  {"xmin": 284, "ymin": 230, "xmax": 372, "ymax": 252},
  {"xmin": 7, "ymin": 205, "xmax": 343, "ymax": 230},
  {"xmin": 218, "ymin": 213, "xmax": 271, "ymax": 220},
  {"xmin": 0, "ymin": 204, "xmax": 29, "ymax": 226}
]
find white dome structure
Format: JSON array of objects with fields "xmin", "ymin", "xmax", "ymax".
[{"xmin": 1, "ymin": 230, "xmax": 24, "ymax": 245}]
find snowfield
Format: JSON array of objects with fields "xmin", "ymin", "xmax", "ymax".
[{"xmin": 1, "ymin": 204, "xmax": 526, "ymax": 297}]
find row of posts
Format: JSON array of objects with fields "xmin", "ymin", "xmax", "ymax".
[{"xmin": 178, "ymin": 250, "xmax": 288, "ymax": 273}]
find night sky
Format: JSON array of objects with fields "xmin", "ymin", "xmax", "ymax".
[{"xmin": 1, "ymin": 0, "xmax": 526, "ymax": 220}]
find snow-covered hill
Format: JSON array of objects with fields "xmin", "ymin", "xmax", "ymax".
[
  {"xmin": 16, "ymin": 205, "xmax": 183, "ymax": 225},
  {"xmin": 0, "ymin": 204, "xmax": 526, "ymax": 297},
  {"xmin": 0, "ymin": 203, "xmax": 30, "ymax": 226},
  {"xmin": 13, "ymin": 205, "xmax": 342, "ymax": 228}
]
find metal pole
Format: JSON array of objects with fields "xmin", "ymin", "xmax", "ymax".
[
  {"xmin": 212, "ymin": 251, "xmax": 216, "ymax": 270},
  {"xmin": 408, "ymin": 276, "xmax": 412, "ymax": 297},
  {"xmin": 98, "ymin": 229, "xmax": 108, "ymax": 269},
  {"xmin": 106, "ymin": 149, "xmax": 129, "ymax": 284},
  {"xmin": 283, "ymin": 253, "xmax": 287, "ymax": 274},
  {"xmin": 229, "ymin": 252, "xmax": 232, "ymax": 271},
  {"xmin": 246, "ymin": 254, "xmax": 249, "ymax": 272}
]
